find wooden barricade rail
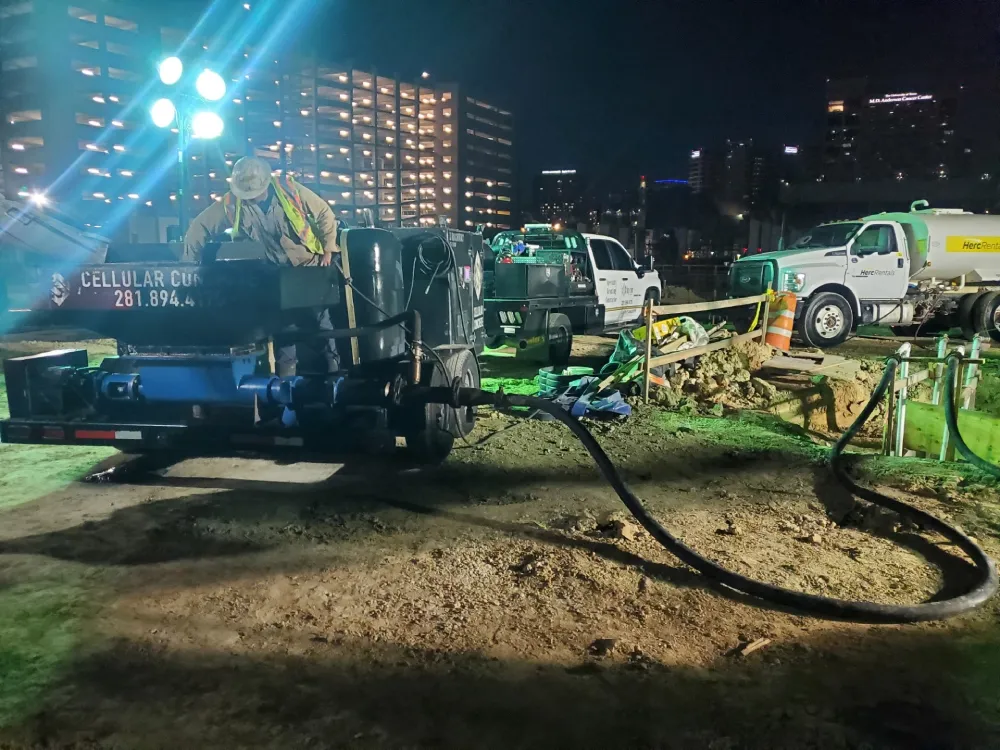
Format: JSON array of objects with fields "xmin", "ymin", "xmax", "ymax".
[{"xmin": 641, "ymin": 293, "xmax": 770, "ymax": 403}]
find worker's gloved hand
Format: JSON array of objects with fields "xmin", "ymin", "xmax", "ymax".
[
  {"xmin": 281, "ymin": 407, "xmax": 299, "ymax": 428},
  {"xmin": 319, "ymin": 251, "xmax": 333, "ymax": 267}
]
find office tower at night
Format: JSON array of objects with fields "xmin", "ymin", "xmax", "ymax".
[
  {"xmin": 0, "ymin": 0, "xmax": 515, "ymax": 239},
  {"xmin": 688, "ymin": 140, "xmax": 791, "ymax": 213},
  {"xmin": 532, "ymin": 169, "xmax": 583, "ymax": 224},
  {"xmin": 822, "ymin": 78, "xmax": 969, "ymax": 183}
]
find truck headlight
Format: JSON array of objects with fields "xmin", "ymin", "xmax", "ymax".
[{"xmin": 783, "ymin": 271, "xmax": 806, "ymax": 293}]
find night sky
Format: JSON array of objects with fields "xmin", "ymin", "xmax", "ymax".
[{"xmin": 184, "ymin": 0, "xmax": 999, "ymax": 194}]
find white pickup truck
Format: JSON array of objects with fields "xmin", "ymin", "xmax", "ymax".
[
  {"xmin": 730, "ymin": 201, "xmax": 1000, "ymax": 348},
  {"xmin": 484, "ymin": 225, "xmax": 661, "ymax": 363}
]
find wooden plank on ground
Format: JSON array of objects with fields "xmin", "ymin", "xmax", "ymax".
[
  {"xmin": 651, "ymin": 294, "xmax": 767, "ymax": 317},
  {"xmin": 647, "ymin": 330, "xmax": 765, "ymax": 369},
  {"xmin": 902, "ymin": 401, "xmax": 1000, "ymax": 463},
  {"xmin": 761, "ymin": 354, "xmax": 861, "ymax": 380}
]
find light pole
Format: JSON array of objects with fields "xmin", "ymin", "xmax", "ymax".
[{"xmin": 150, "ymin": 57, "xmax": 226, "ymax": 236}]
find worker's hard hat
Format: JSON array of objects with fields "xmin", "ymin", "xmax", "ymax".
[{"xmin": 230, "ymin": 156, "xmax": 271, "ymax": 200}]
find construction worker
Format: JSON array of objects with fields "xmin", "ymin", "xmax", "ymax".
[{"xmin": 184, "ymin": 156, "xmax": 340, "ymax": 376}]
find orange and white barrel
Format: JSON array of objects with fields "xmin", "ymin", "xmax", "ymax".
[{"xmin": 765, "ymin": 292, "xmax": 797, "ymax": 351}]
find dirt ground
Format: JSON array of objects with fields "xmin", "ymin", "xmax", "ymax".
[{"xmin": 1, "ymin": 335, "xmax": 1000, "ymax": 749}]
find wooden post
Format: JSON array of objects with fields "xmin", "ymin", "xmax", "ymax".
[
  {"xmin": 338, "ymin": 234, "xmax": 361, "ymax": 366},
  {"xmin": 642, "ymin": 299, "xmax": 654, "ymax": 404},
  {"xmin": 759, "ymin": 289, "xmax": 772, "ymax": 342}
]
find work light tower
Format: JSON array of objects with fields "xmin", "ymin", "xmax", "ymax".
[{"xmin": 150, "ymin": 57, "xmax": 227, "ymax": 235}]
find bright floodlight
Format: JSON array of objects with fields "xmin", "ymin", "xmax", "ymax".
[
  {"xmin": 191, "ymin": 111, "xmax": 224, "ymax": 140},
  {"xmin": 28, "ymin": 191, "xmax": 49, "ymax": 208},
  {"xmin": 158, "ymin": 56, "xmax": 183, "ymax": 86},
  {"xmin": 150, "ymin": 98, "xmax": 176, "ymax": 128},
  {"xmin": 196, "ymin": 69, "xmax": 226, "ymax": 102}
]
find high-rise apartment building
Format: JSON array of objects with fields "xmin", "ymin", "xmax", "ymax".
[
  {"xmin": 0, "ymin": 0, "xmax": 162, "ymax": 234},
  {"xmin": 0, "ymin": 0, "xmax": 515, "ymax": 240}
]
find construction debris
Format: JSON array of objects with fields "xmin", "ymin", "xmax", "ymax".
[{"xmin": 648, "ymin": 332, "xmax": 779, "ymax": 411}]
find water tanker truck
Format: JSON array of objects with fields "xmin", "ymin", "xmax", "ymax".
[{"xmin": 730, "ymin": 200, "xmax": 1000, "ymax": 347}]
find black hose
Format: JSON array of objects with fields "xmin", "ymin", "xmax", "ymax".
[
  {"xmin": 410, "ymin": 367, "xmax": 998, "ymax": 622},
  {"xmin": 943, "ymin": 353, "xmax": 1000, "ymax": 478}
]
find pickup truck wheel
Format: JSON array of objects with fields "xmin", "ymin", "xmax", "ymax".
[
  {"xmin": 800, "ymin": 292, "xmax": 853, "ymax": 348},
  {"xmin": 547, "ymin": 312, "xmax": 573, "ymax": 368},
  {"xmin": 958, "ymin": 292, "xmax": 986, "ymax": 341},
  {"xmin": 971, "ymin": 292, "xmax": 1000, "ymax": 343}
]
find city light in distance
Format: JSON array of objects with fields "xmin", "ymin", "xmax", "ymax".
[
  {"xmin": 541, "ymin": 169, "xmax": 576, "ymax": 175},
  {"xmin": 150, "ymin": 98, "xmax": 176, "ymax": 128},
  {"xmin": 158, "ymin": 57, "xmax": 183, "ymax": 86}
]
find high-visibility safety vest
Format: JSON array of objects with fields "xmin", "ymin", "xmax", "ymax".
[{"xmin": 223, "ymin": 175, "xmax": 324, "ymax": 255}]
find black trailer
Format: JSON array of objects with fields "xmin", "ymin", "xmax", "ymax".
[{"xmin": 0, "ymin": 227, "xmax": 487, "ymax": 464}]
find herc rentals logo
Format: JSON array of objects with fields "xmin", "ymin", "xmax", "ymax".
[{"xmin": 946, "ymin": 236, "xmax": 1000, "ymax": 253}]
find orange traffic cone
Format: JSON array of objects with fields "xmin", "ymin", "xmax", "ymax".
[{"xmin": 765, "ymin": 292, "xmax": 797, "ymax": 352}]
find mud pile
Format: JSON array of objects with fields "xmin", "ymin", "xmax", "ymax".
[{"xmin": 651, "ymin": 338, "xmax": 780, "ymax": 411}]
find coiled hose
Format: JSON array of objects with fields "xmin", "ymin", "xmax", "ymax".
[{"xmin": 423, "ymin": 357, "xmax": 998, "ymax": 622}]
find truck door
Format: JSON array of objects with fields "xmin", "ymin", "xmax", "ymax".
[
  {"xmin": 587, "ymin": 238, "xmax": 621, "ymax": 325},
  {"xmin": 607, "ymin": 238, "xmax": 646, "ymax": 322},
  {"xmin": 847, "ymin": 223, "xmax": 910, "ymax": 301}
]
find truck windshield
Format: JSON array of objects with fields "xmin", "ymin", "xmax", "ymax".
[{"xmin": 789, "ymin": 223, "xmax": 862, "ymax": 249}]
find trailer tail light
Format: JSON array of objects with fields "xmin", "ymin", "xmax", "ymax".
[
  {"xmin": 74, "ymin": 429, "xmax": 142, "ymax": 441},
  {"xmin": 76, "ymin": 429, "xmax": 116, "ymax": 441},
  {"xmin": 42, "ymin": 427, "xmax": 65, "ymax": 440}
]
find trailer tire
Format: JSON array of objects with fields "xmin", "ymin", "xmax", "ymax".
[
  {"xmin": 800, "ymin": 292, "xmax": 853, "ymax": 348},
  {"xmin": 405, "ymin": 348, "xmax": 480, "ymax": 464},
  {"xmin": 958, "ymin": 292, "xmax": 986, "ymax": 342},
  {"xmin": 971, "ymin": 291, "xmax": 1000, "ymax": 343}
]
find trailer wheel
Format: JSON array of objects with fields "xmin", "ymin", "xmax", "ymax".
[
  {"xmin": 958, "ymin": 292, "xmax": 986, "ymax": 342},
  {"xmin": 800, "ymin": 292, "xmax": 853, "ymax": 348},
  {"xmin": 405, "ymin": 348, "xmax": 481, "ymax": 464},
  {"xmin": 971, "ymin": 291, "xmax": 1000, "ymax": 343}
]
